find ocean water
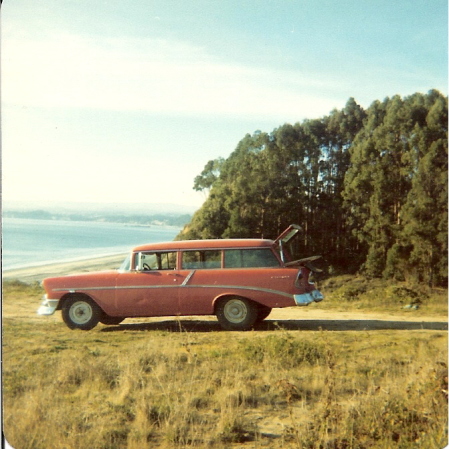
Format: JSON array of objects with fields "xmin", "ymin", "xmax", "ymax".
[{"xmin": 2, "ymin": 217, "xmax": 181, "ymax": 270}]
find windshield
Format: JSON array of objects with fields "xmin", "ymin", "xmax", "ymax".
[{"xmin": 118, "ymin": 254, "xmax": 131, "ymax": 272}]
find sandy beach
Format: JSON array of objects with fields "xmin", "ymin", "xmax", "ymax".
[{"xmin": 2, "ymin": 253, "xmax": 127, "ymax": 283}]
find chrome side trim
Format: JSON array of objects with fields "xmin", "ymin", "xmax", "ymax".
[
  {"xmin": 181, "ymin": 284, "xmax": 294, "ymax": 299},
  {"xmin": 53, "ymin": 286, "xmax": 131, "ymax": 292},
  {"xmin": 181, "ymin": 270, "xmax": 196, "ymax": 286},
  {"xmin": 52, "ymin": 284, "xmax": 295, "ymax": 300}
]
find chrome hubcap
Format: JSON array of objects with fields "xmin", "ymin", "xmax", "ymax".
[
  {"xmin": 69, "ymin": 301, "xmax": 93, "ymax": 325},
  {"xmin": 223, "ymin": 299, "xmax": 247, "ymax": 323}
]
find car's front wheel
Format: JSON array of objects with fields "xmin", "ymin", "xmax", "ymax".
[
  {"xmin": 62, "ymin": 295, "xmax": 102, "ymax": 330},
  {"xmin": 216, "ymin": 297, "xmax": 258, "ymax": 331}
]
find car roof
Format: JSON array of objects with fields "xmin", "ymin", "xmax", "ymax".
[{"xmin": 133, "ymin": 238, "xmax": 275, "ymax": 252}]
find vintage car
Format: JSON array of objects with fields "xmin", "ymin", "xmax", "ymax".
[{"xmin": 38, "ymin": 224, "xmax": 324, "ymax": 331}]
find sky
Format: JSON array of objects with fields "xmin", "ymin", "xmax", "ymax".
[{"xmin": 2, "ymin": 0, "xmax": 447, "ymax": 212}]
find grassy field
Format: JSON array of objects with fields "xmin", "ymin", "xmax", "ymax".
[{"xmin": 2, "ymin": 277, "xmax": 448, "ymax": 449}]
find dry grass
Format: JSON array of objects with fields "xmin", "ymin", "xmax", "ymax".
[
  {"xmin": 2, "ymin": 279, "xmax": 448, "ymax": 449},
  {"xmin": 319, "ymin": 275, "xmax": 448, "ymax": 316}
]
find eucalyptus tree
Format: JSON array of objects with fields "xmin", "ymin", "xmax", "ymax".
[
  {"xmin": 344, "ymin": 91, "xmax": 447, "ymax": 282},
  {"xmin": 388, "ymin": 91, "xmax": 448, "ymax": 285}
]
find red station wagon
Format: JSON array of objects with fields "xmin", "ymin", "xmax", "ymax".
[{"xmin": 38, "ymin": 225, "xmax": 324, "ymax": 331}]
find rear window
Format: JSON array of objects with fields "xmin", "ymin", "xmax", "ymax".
[
  {"xmin": 224, "ymin": 249, "xmax": 280, "ymax": 268},
  {"xmin": 182, "ymin": 250, "xmax": 221, "ymax": 269}
]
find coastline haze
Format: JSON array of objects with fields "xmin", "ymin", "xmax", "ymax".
[
  {"xmin": 2, "ymin": 217, "xmax": 182, "ymax": 272},
  {"xmin": 2, "ymin": 200, "xmax": 198, "ymax": 215}
]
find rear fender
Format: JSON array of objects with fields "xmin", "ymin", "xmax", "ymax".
[{"xmin": 212, "ymin": 294, "xmax": 259, "ymax": 314}]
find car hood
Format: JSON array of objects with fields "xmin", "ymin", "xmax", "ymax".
[{"xmin": 42, "ymin": 270, "xmax": 119, "ymax": 289}]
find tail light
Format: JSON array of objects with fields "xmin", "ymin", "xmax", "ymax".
[
  {"xmin": 295, "ymin": 267, "xmax": 307, "ymax": 287},
  {"xmin": 296, "ymin": 266, "xmax": 317, "ymax": 288},
  {"xmin": 308, "ymin": 271, "xmax": 316, "ymax": 285}
]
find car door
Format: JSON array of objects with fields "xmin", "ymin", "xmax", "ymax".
[
  {"xmin": 177, "ymin": 249, "xmax": 222, "ymax": 315},
  {"xmin": 114, "ymin": 251, "xmax": 186, "ymax": 317},
  {"xmin": 177, "ymin": 248, "xmax": 297, "ymax": 315}
]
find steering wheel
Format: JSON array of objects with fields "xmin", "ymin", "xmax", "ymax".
[{"xmin": 142, "ymin": 263, "xmax": 151, "ymax": 270}]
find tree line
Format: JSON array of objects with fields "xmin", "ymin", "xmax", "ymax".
[{"xmin": 177, "ymin": 90, "xmax": 448, "ymax": 286}]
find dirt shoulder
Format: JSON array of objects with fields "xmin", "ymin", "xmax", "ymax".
[
  {"xmin": 269, "ymin": 306, "xmax": 445, "ymax": 323},
  {"xmin": 264, "ymin": 307, "xmax": 447, "ymax": 331}
]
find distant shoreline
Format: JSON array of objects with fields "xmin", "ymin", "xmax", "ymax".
[
  {"xmin": 3, "ymin": 211, "xmax": 190, "ymax": 228},
  {"xmin": 2, "ymin": 254, "xmax": 126, "ymax": 284},
  {"xmin": 3, "ymin": 218, "xmax": 182, "ymax": 278}
]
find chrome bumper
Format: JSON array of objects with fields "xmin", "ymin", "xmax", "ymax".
[
  {"xmin": 294, "ymin": 289, "xmax": 324, "ymax": 306},
  {"xmin": 37, "ymin": 296, "xmax": 60, "ymax": 316}
]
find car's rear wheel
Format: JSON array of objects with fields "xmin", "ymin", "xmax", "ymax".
[
  {"xmin": 216, "ymin": 297, "xmax": 258, "ymax": 331},
  {"xmin": 62, "ymin": 295, "xmax": 102, "ymax": 330}
]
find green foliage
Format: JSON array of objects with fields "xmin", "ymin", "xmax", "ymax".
[
  {"xmin": 332, "ymin": 283, "xmax": 368, "ymax": 302},
  {"xmin": 344, "ymin": 91, "xmax": 447, "ymax": 284},
  {"xmin": 321, "ymin": 275, "xmax": 447, "ymax": 313},
  {"xmin": 180, "ymin": 90, "xmax": 447, "ymax": 286},
  {"xmin": 193, "ymin": 158, "xmax": 224, "ymax": 193}
]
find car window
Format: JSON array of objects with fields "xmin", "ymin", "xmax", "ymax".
[
  {"xmin": 182, "ymin": 250, "xmax": 221, "ymax": 269},
  {"xmin": 224, "ymin": 249, "xmax": 280, "ymax": 268},
  {"xmin": 274, "ymin": 224, "xmax": 303, "ymax": 262},
  {"xmin": 282, "ymin": 233, "xmax": 310, "ymax": 262},
  {"xmin": 139, "ymin": 251, "xmax": 177, "ymax": 270},
  {"xmin": 118, "ymin": 254, "xmax": 131, "ymax": 272}
]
